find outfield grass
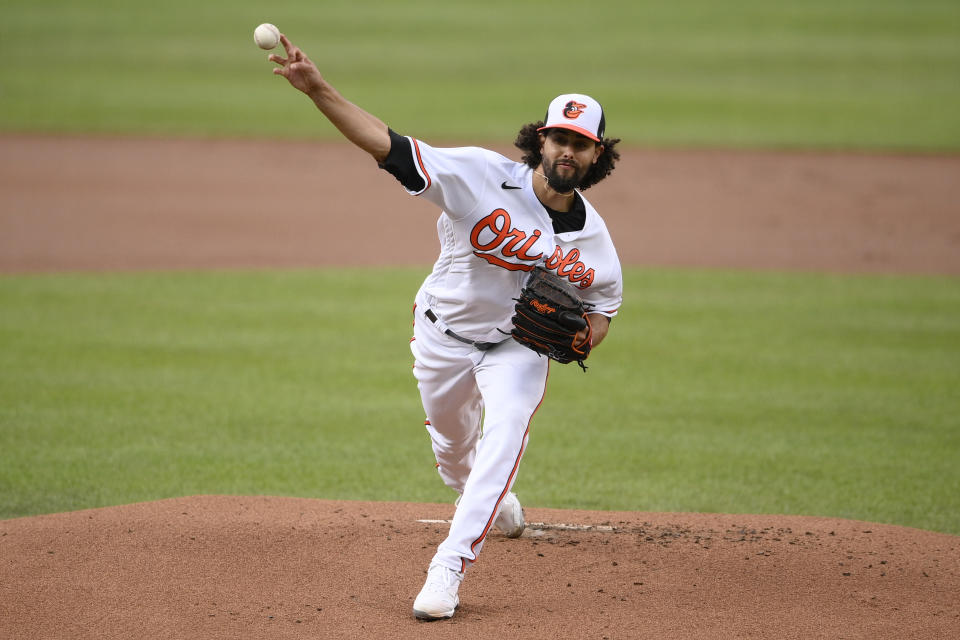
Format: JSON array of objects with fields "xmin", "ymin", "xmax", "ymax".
[
  {"xmin": 2, "ymin": 268, "xmax": 958, "ymax": 534},
  {"xmin": 1, "ymin": 0, "xmax": 958, "ymax": 150}
]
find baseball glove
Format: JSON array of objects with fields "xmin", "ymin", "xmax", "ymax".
[{"xmin": 510, "ymin": 266, "xmax": 593, "ymax": 370}]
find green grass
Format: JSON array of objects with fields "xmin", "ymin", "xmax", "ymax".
[
  {"xmin": 2, "ymin": 268, "xmax": 958, "ymax": 534},
  {"xmin": 0, "ymin": 0, "xmax": 958, "ymax": 150}
]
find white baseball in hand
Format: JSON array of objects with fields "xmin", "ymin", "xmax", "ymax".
[{"xmin": 254, "ymin": 23, "xmax": 280, "ymax": 50}]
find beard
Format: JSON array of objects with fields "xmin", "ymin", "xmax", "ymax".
[{"xmin": 542, "ymin": 159, "xmax": 587, "ymax": 193}]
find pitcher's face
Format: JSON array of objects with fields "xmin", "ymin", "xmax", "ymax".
[{"xmin": 539, "ymin": 129, "xmax": 603, "ymax": 192}]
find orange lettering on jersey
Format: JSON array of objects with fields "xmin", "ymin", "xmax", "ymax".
[
  {"xmin": 470, "ymin": 208, "xmax": 544, "ymax": 271},
  {"xmin": 545, "ymin": 245, "xmax": 595, "ymax": 289},
  {"xmin": 470, "ymin": 209, "xmax": 511, "ymax": 251},
  {"xmin": 475, "ymin": 254, "xmax": 536, "ymax": 271},
  {"xmin": 503, "ymin": 229, "xmax": 543, "ymax": 260}
]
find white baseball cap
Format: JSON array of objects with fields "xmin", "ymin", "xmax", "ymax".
[{"xmin": 538, "ymin": 93, "xmax": 606, "ymax": 142}]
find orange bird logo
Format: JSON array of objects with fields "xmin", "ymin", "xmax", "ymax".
[{"xmin": 563, "ymin": 101, "xmax": 587, "ymax": 119}]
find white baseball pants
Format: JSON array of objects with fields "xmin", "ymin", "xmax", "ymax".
[{"xmin": 411, "ymin": 306, "xmax": 549, "ymax": 573}]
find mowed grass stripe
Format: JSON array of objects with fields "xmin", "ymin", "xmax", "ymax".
[
  {"xmin": 1, "ymin": 268, "xmax": 958, "ymax": 533},
  {"xmin": 0, "ymin": 0, "xmax": 958, "ymax": 149}
]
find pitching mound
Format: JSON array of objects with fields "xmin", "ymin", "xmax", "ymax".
[{"xmin": 1, "ymin": 496, "xmax": 957, "ymax": 639}]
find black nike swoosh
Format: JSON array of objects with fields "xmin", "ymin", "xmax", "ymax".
[{"xmin": 501, "ymin": 181, "xmax": 522, "ymax": 190}]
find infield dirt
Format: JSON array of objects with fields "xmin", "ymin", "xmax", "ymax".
[
  {"xmin": 1, "ymin": 135, "xmax": 958, "ymax": 639},
  {"xmin": 1, "ymin": 135, "xmax": 958, "ymax": 274}
]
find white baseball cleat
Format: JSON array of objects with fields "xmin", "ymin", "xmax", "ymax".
[
  {"xmin": 412, "ymin": 563, "xmax": 464, "ymax": 620},
  {"xmin": 494, "ymin": 491, "xmax": 526, "ymax": 538}
]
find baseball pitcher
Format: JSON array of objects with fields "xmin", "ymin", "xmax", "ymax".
[{"xmin": 268, "ymin": 33, "xmax": 623, "ymax": 621}]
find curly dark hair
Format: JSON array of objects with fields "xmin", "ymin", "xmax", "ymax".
[{"xmin": 514, "ymin": 121, "xmax": 621, "ymax": 191}]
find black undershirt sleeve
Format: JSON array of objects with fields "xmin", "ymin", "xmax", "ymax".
[{"xmin": 378, "ymin": 128, "xmax": 426, "ymax": 192}]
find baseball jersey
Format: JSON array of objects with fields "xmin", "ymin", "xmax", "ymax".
[{"xmin": 381, "ymin": 132, "xmax": 623, "ymax": 343}]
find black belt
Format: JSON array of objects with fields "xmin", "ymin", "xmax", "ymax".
[{"xmin": 424, "ymin": 309, "xmax": 506, "ymax": 351}]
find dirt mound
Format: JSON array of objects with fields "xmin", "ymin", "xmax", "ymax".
[{"xmin": 1, "ymin": 496, "xmax": 957, "ymax": 639}]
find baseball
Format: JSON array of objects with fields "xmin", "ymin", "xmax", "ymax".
[{"xmin": 254, "ymin": 23, "xmax": 280, "ymax": 50}]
